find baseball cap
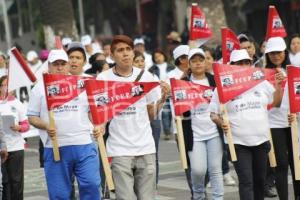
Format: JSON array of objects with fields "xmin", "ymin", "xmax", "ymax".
[
  {"xmin": 265, "ymin": 37, "xmax": 286, "ymax": 54},
  {"xmin": 48, "ymin": 49, "xmax": 68, "ymax": 63},
  {"xmin": 26, "ymin": 50, "xmax": 38, "ymax": 62},
  {"xmin": 173, "ymin": 45, "xmax": 190, "ymax": 60},
  {"xmin": 81, "ymin": 35, "xmax": 92, "ymax": 46},
  {"xmin": 133, "ymin": 38, "xmax": 145, "ymax": 46},
  {"xmin": 188, "ymin": 48, "xmax": 205, "ymax": 60},
  {"xmin": 230, "ymin": 49, "xmax": 252, "ymax": 63},
  {"xmin": 62, "ymin": 37, "xmax": 72, "ymax": 46}
]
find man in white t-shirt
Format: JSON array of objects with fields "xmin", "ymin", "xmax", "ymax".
[
  {"xmin": 27, "ymin": 49, "xmax": 101, "ymax": 200},
  {"xmin": 97, "ymin": 35, "xmax": 169, "ymax": 200}
]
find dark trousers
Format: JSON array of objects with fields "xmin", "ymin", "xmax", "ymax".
[
  {"xmin": 2, "ymin": 150, "xmax": 24, "ymax": 200},
  {"xmin": 271, "ymin": 127, "xmax": 300, "ymax": 200},
  {"xmin": 151, "ymin": 118, "xmax": 161, "ymax": 186},
  {"xmin": 161, "ymin": 98, "xmax": 172, "ymax": 135},
  {"xmin": 233, "ymin": 142, "xmax": 270, "ymax": 200}
]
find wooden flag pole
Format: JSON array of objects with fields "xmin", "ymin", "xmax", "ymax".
[
  {"xmin": 97, "ymin": 134, "xmax": 115, "ymax": 190},
  {"xmin": 48, "ymin": 110, "xmax": 60, "ymax": 161},
  {"xmin": 290, "ymin": 113, "xmax": 300, "ymax": 180},
  {"xmin": 268, "ymin": 130, "xmax": 277, "ymax": 167},
  {"xmin": 175, "ymin": 116, "xmax": 188, "ymax": 169},
  {"xmin": 220, "ymin": 104, "xmax": 237, "ymax": 161}
]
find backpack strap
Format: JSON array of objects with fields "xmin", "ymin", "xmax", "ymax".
[{"xmin": 134, "ymin": 69, "xmax": 144, "ymax": 82}]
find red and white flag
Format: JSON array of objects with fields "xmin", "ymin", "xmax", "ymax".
[
  {"xmin": 8, "ymin": 47, "xmax": 37, "ymax": 92},
  {"xmin": 43, "ymin": 73, "xmax": 93, "ymax": 110},
  {"xmin": 287, "ymin": 66, "xmax": 300, "ymax": 113},
  {"xmin": 213, "ymin": 63, "xmax": 276, "ymax": 104},
  {"xmin": 189, "ymin": 3, "xmax": 212, "ymax": 46},
  {"xmin": 265, "ymin": 5, "xmax": 287, "ymax": 41},
  {"xmin": 85, "ymin": 79, "xmax": 159, "ymax": 125},
  {"xmin": 221, "ymin": 27, "xmax": 240, "ymax": 64},
  {"xmin": 170, "ymin": 78, "xmax": 213, "ymax": 116}
]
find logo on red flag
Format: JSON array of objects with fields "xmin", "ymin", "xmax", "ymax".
[
  {"xmin": 287, "ymin": 66, "xmax": 300, "ymax": 113},
  {"xmin": 265, "ymin": 5, "xmax": 287, "ymax": 40},
  {"xmin": 189, "ymin": 3, "xmax": 212, "ymax": 41},
  {"xmin": 170, "ymin": 79, "xmax": 213, "ymax": 116},
  {"xmin": 221, "ymin": 28, "xmax": 240, "ymax": 64},
  {"xmin": 85, "ymin": 79, "xmax": 159, "ymax": 125},
  {"xmin": 213, "ymin": 63, "xmax": 276, "ymax": 103},
  {"xmin": 43, "ymin": 74, "xmax": 94, "ymax": 110}
]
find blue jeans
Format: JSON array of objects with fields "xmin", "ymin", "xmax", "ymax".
[
  {"xmin": 151, "ymin": 118, "xmax": 161, "ymax": 186},
  {"xmin": 188, "ymin": 136, "xmax": 223, "ymax": 200},
  {"xmin": 44, "ymin": 144, "xmax": 101, "ymax": 200},
  {"xmin": 161, "ymin": 98, "xmax": 172, "ymax": 134}
]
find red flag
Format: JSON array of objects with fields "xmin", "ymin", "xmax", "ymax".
[
  {"xmin": 55, "ymin": 36, "xmax": 63, "ymax": 49},
  {"xmin": 213, "ymin": 63, "xmax": 277, "ymax": 104},
  {"xmin": 8, "ymin": 47, "xmax": 37, "ymax": 92},
  {"xmin": 287, "ymin": 66, "xmax": 300, "ymax": 113},
  {"xmin": 221, "ymin": 28, "xmax": 240, "ymax": 64},
  {"xmin": 43, "ymin": 74, "xmax": 94, "ymax": 110},
  {"xmin": 170, "ymin": 79, "xmax": 213, "ymax": 116},
  {"xmin": 189, "ymin": 3, "xmax": 212, "ymax": 43},
  {"xmin": 265, "ymin": 5, "xmax": 287, "ymax": 41},
  {"xmin": 85, "ymin": 79, "xmax": 159, "ymax": 125}
]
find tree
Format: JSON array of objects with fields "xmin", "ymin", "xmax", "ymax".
[{"xmin": 39, "ymin": 0, "xmax": 78, "ymax": 49}]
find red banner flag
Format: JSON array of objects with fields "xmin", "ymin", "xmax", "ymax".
[
  {"xmin": 213, "ymin": 63, "xmax": 276, "ymax": 104},
  {"xmin": 265, "ymin": 5, "xmax": 287, "ymax": 41},
  {"xmin": 287, "ymin": 66, "xmax": 300, "ymax": 113},
  {"xmin": 55, "ymin": 36, "xmax": 63, "ymax": 49},
  {"xmin": 85, "ymin": 79, "xmax": 159, "ymax": 125},
  {"xmin": 43, "ymin": 74, "xmax": 93, "ymax": 110},
  {"xmin": 8, "ymin": 47, "xmax": 37, "ymax": 92},
  {"xmin": 221, "ymin": 28, "xmax": 240, "ymax": 64},
  {"xmin": 189, "ymin": 3, "xmax": 212, "ymax": 41},
  {"xmin": 170, "ymin": 79, "xmax": 213, "ymax": 116}
]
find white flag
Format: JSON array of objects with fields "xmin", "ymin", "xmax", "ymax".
[{"xmin": 8, "ymin": 47, "xmax": 37, "ymax": 92}]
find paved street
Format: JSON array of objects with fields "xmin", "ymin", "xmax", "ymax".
[{"xmin": 24, "ymin": 136, "xmax": 294, "ymax": 200}]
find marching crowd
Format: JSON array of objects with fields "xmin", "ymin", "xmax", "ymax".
[{"xmin": 0, "ymin": 30, "xmax": 299, "ymax": 200}]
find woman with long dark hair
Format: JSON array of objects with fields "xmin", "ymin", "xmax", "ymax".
[{"xmin": 265, "ymin": 36, "xmax": 300, "ymax": 200}]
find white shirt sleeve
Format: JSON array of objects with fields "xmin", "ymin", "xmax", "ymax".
[
  {"xmin": 262, "ymin": 81, "xmax": 276, "ymax": 104},
  {"xmin": 146, "ymin": 74, "xmax": 161, "ymax": 104},
  {"xmin": 27, "ymin": 84, "xmax": 42, "ymax": 117},
  {"xmin": 280, "ymin": 83, "xmax": 289, "ymax": 110},
  {"xmin": 208, "ymin": 89, "xmax": 221, "ymax": 114}
]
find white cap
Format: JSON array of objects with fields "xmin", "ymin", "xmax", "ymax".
[
  {"xmin": 26, "ymin": 50, "xmax": 38, "ymax": 62},
  {"xmin": 81, "ymin": 35, "xmax": 92, "ymax": 46},
  {"xmin": 265, "ymin": 37, "xmax": 286, "ymax": 54},
  {"xmin": 48, "ymin": 49, "xmax": 68, "ymax": 63},
  {"xmin": 133, "ymin": 38, "xmax": 145, "ymax": 45},
  {"xmin": 62, "ymin": 37, "xmax": 72, "ymax": 46},
  {"xmin": 230, "ymin": 49, "xmax": 252, "ymax": 63},
  {"xmin": 188, "ymin": 48, "xmax": 205, "ymax": 60},
  {"xmin": 173, "ymin": 45, "xmax": 190, "ymax": 60}
]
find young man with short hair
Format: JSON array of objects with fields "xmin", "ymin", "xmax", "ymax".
[{"xmin": 97, "ymin": 35, "xmax": 169, "ymax": 199}]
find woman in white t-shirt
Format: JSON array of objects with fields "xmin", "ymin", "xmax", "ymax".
[
  {"xmin": 288, "ymin": 34, "xmax": 300, "ymax": 66},
  {"xmin": 209, "ymin": 49, "xmax": 284, "ymax": 200},
  {"xmin": 182, "ymin": 48, "xmax": 223, "ymax": 200},
  {"xmin": 0, "ymin": 75, "xmax": 29, "ymax": 200},
  {"xmin": 265, "ymin": 37, "xmax": 300, "ymax": 200}
]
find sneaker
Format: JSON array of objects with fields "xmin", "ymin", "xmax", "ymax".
[{"xmin": 223, "ymin": 173, "xmax": 236, "ymax": 186}]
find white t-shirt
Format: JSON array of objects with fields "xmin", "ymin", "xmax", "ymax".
[
  {"xmin": 157, "ymin": 63, "xmax": 168, "ymax": 81},
  {"xmin": 0, "ymin": 98, "xmax": 26, "ymax": 151},
  {"xmin": 289, "ymin": 52, "xmax": 300, "ymax": 66},
  {"xmin": 190, "ymin": 76, "xmax": 219, "ymax": 141},
  {"xmin": 27, "ymin": 80, "xmax": 92, "ymax": 148},
  {"xmin": 166, "ymin": 67, "xmax": 185, "ymax": 134},
  {"xmin": 96, "ymin": 67, "xmax": 160, "ymax": 157},
  {"xmin": 144, "ymin": 52, "xmax": 153, "ymax": 70},
  {"xmin": 209, "ymin": 81, "xmax": 275, "ymax": 146}
]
